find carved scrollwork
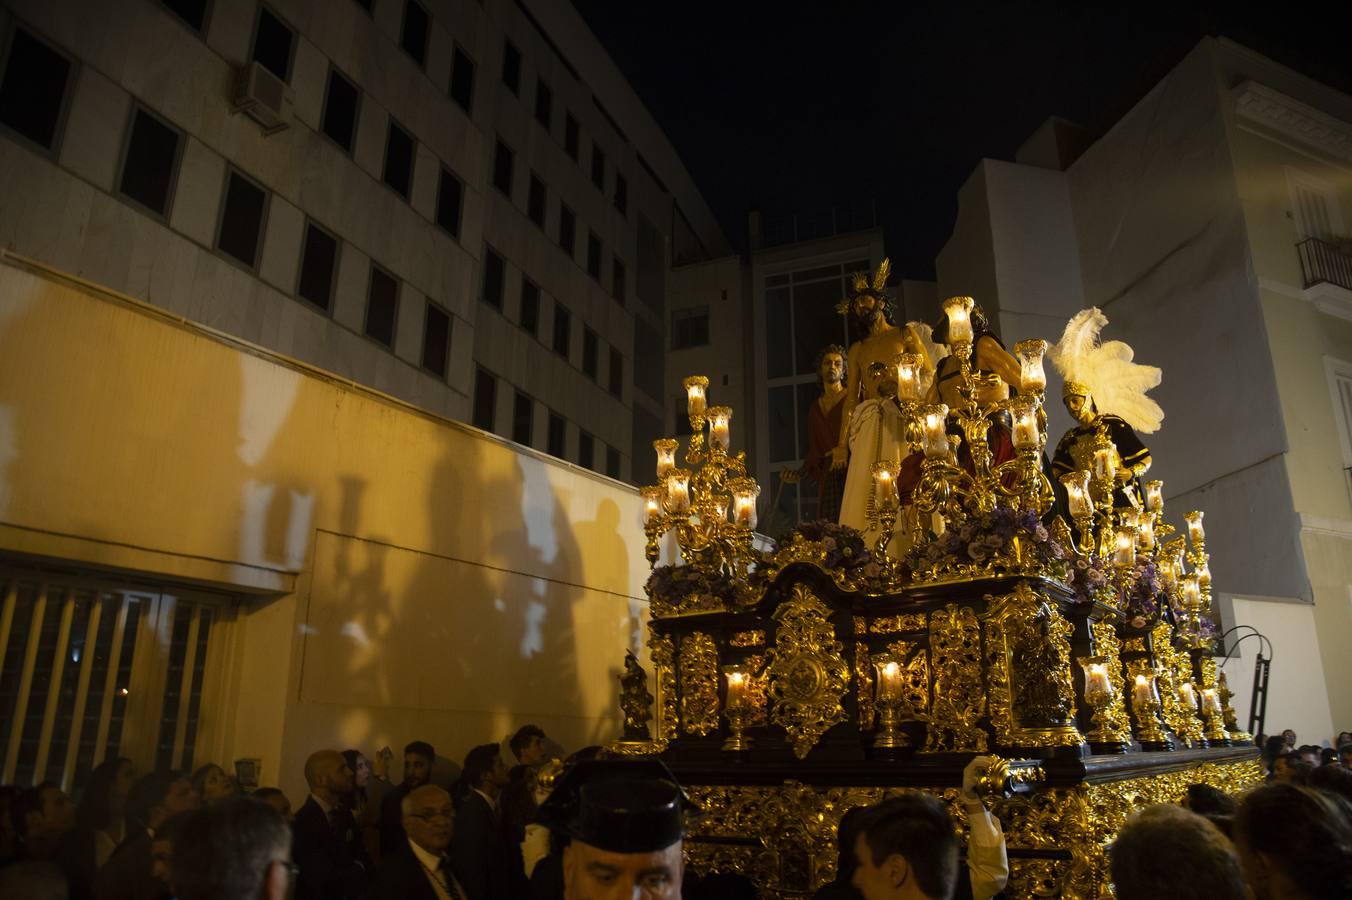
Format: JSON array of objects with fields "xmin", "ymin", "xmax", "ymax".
[
  {"xmin": 885, "ymin": 639, "xmax": 931, "ymax": 720},
  {"xmin": 764, "ymin": 585, "xmax": 850, "ymax": 759},
  {"xmin": 1152, "ymin": 622, "xmax": 1203, "ymax": 746},
  {"xmin": 679, "ymin": 632, "xmax": 720, "ymax": 736},
  {"xmin": 983, "ymin": 582, "xmax": 1083, "ymax": 750},
  {"xmin": 926, "ymin": 604, "xmax": 988, "ymax": 752},
  {"xmin": 649, "ymin": 630, "xmax": 678, "ymax": 742},
  {"xmin": 1090, "ymin": 620, "xmax": 1133, "ymax": 742}
]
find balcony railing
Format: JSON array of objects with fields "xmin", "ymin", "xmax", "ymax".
[{"xmin": 1297, "ymin": 237, "xmax": 1352, "ymax": 292}]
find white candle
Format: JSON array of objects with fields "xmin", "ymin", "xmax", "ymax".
[
  {"xmin": 726, "ymin": 669, "xmax": 747, "ymax": 711},
  {"xmin": 1197, "ymin": 560, "xmax": 1211, "ymax": 592},
  {"xmin": 1015, "ymin": 339, "xmax": 1048, "ymax": 393},
  {"xmin": 1062, "ymin": 471, "xmax": 1092, "ymax": 518},
  {"xmin": 897, "ymin": 354, "xmax": 922, "ymax": 401},
  {"xmin": 707, "ymin": 406, "xmax": 731, "ymax": 451},
  {"xmin": 1114, "ymin": 527, "xmax": 1136, "ymax": 569},
  {"xmin": 1145, "ymin": 480, "xmax": 1164, "ymax": 513},
  {"xmin": 654, "ymin": 439, "xmax": 677, "ymax": 478},
  {"xmin": 921, "ymin": 405, "xmax": 949, "ymax": 459},
  {"xmin": 1186, "ymin": 510, "xmax": 1205, "ymax": 546},
  {"xmin": 1086, "ymin": 662, "xmax": 1112, "ymax": 697},
  {"xmin": 683, "ymin": 376, "xmax": 708, "ymax": 418},
  {"xmin": 1201, "ymin": 688, "xmax": 1221, "ymax": 716},
  {"xmin": 872, "ymin": 461, "xmax": 899, "ymax": 512},
  {"xmin": 1138, "ymin": 513, "xmax": 1156, "ymax": 550},
  {"xmin": 1182, "ymin": 575, "xmax": 1201, "ymax": 611},
  {"xmin": 943, "ymin": 297, "xmax": 974, "ymax": 343},
  {"xmin": 730, "ymin": 478, "xmax": 759, "ymax": 530},
  {"xmin": 875, "ymin": 658, "xmax": 901, "ymax": 703},
  {"xmin": 641, "ymin": 486, "xmax": 662, "ymax": 526},
  {"xmin": 1133, "ymin": 673, "xmax": 1154, "ymax": 709},
  {"xmin": 1012, "ymin": 401, "xmax": 1039, "ymax": 450},
  {"xmin": 666, "ymin": 470, "xmax": 691, "ymax": 513},
  {"xmin": 1178, "ymin": 681, "xmax": 1198, "ymax": 711}
]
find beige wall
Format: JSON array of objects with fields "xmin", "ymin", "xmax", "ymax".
[{"xmin": 0, "ymin": 254, "xmax": 648, "ymax": 801}]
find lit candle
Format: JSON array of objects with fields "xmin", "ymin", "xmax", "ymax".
[
  {"xmin": 874, "ymin": 654, "xmax": 901, "ymax": 703},
  {"xmin": 1201, "ymin": 688, "xmax": 1221, "ymax": 716},
  {"xmin": 896, "ymin": 353, "xmax": 923, "ymax": 401},
  {"xmin": 1015, "ymin": 339, "xmax": 1048, "ymax": 393},
  {"xmin": 1145, "ymin": 480, "xmax": 1164, "ymax": 513},
  {"xmin": 683, "ymin": 375, "xmax": 709, "ymax": 418},
  {"xmin": 941, "ymin": 296, "xmax": 975, "ymax": 344},
  {"xmin": 1083, "ymin": 660, "xmax": 1113, "ymax": 697},
  {"xmin": 1093, "ymin": 448, "xmax": 1113, "ymax": 481},
  {"xmin": 640, "ymin": 486, "xmax": 662, "ymax": 526},
  {"xmin": 724, "ymin": 665, "xmax": 749, "ymax": 712},
  {"xmin": 1114, "ymin": 527, "xmax": 1137, "ymax": 569},
  {"xmin": 1185, "ymin": 510, "xmax": 1205, "ymax": 547},
  {"xmin": 666, "ymin": 469, "xmax": 691, "ymax": 514},
  {"xmin": 707, "ymin": 406, "xmax": 731, "ymax": 451},
  {"xmin": 654, "ymin": 438, "xmax": 678, "ymax": 478},
  {"xmin": 1133, "ymin": 673, "xmax": 1154, "ymax": 709},
  {"xmin": 1062, "ymin": 471, "xmax": 1093, "ymax": 518},
  {"xmin": 1182, "ymin": 574, "xmax": 1201, "ymax": 611},
  {"xmin": 711, "ymin": 494, "xmax": 730, "ymax": 522},
  {"xmin": 729, "ymin": 478, "xmax": 759, "ymax": 530},
  {"xmin": 1138, "ymin": 512, "xmax": 1156, "ymax": 550},
  {"xmin": 921, "ymin": 404, "xmax": 950, "ymax": 459},
  {"xmin": 1178, "ymin": 681, "xmax": 1198, "ymax": 711},
  {"xmin": 1011, "ymin": 399, "xmax": 1040, "ymax": 450},
  {"xmin": 1160, "ymin": 557, "xmax": 1177, "ymax": 588},
  {"xmin": 1120, "ymin": 508, "xmax": 1140, "ymax": 530},
  {"xmin": 1197, "ymin": 560, "xmax": 1211, "ymax": 592},
  {"xmin": 872, "ymin": 460, "xmax": 899, "ymax": 512}
]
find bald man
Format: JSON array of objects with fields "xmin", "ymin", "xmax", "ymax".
[
  {"xmin": 364, "ymin": 785, "xmax": 470, "ymax": 900},
  {"xmin": 292, "ymin": 750, "xmax": 368, "ymax": 900}
]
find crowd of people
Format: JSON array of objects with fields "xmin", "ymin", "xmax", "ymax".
[{"xmin": 0, "ymin": 724, "xmax": 1347, "ymax": 900}]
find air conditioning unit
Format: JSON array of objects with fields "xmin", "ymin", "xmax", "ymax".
[{"xmin": 232, "ymin": 61, "xmax": 293, "ymax": 136}]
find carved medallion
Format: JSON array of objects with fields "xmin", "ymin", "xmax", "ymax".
[{"xmin": 765, "ymin": 585, "xmax": 850, "ymax": 759}]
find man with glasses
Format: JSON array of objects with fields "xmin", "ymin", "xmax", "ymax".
[{"xmin": 365, "ymin": 784, "xmax": 469, "ymax": 900}]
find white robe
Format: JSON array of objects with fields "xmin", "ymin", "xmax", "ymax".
[{"xmin": 838, "ymin": 398, "xmax": 908, "ymax": 552}]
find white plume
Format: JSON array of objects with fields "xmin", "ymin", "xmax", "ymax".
[
  {"xmin": 1049, "ymin": 308, "xmax": 1164, "ymax": 433},
  {"xmin": 909, "ymin": 321, "xmax": 948, "ymax": 398}
]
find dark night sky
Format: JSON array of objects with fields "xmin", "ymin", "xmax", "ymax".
[{"xmin": 573, "ymin": 2, "xmax": 1352, "ymax": 278}]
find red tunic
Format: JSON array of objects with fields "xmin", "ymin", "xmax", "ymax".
[{"xmin": 803, "ymin": 394, "xmax": 846, "ymax": 521}]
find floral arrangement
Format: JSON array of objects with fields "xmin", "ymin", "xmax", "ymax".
[
  {"xmin": 776, "ymin": 520, "xmax": 871, "ymax": 570},
  {"xmin": 644, "ymin": 564, "xmax": 738, "ymax": 610},
  {"xmin": 906, "ymin": 508, "xmax": 1071, "ymax": 582},
  {"xmin": 1067, "ymin": 556, "xmax": 1178, "ymax": 628}
]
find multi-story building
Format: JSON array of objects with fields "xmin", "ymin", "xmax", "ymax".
[
  {"xmin": 0, "ymin": 0, "xmax": 730, "ymax": 796},
  {"xmin": 935, "ymin": 37, "xmax": 1352, "ymax": 739},
  {"xmin": 0, "ymin": 0, "xmax": 727, "ymax": 485}
]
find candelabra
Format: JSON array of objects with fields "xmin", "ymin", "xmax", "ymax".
[
  {"xmin": 722, "ymin": 664, "xmax": 753, "ymax": 751},
  {"xmin": 872, "ymin": 652, "xmax": 907, "ymax": 750},
  {"xmin": 642, "ymin": 377, "xmax": 761, "ymax": 576},
  {"xmin": 1199, "ymin": 686, "xmax": 1230, "ymax": 746},
  {"xmin": 1078, "ymin": 656, "xmax": 1123, "ymax": 746},
  {"xmin": 1129, "ymin": 670, "xmax": 1172, "ymax": 751}
]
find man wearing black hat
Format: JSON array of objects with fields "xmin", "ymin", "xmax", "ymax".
[{"xmin": 535, "ymin": 759, "xmax": 695, "ymax": 899}]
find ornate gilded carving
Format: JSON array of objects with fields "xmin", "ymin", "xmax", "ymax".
[
  {"xmin": 983, "ymin": 582, "xmax": 1083, "ymax": 749},
  {"xmin": 1122, "ymin": 637, "xmax": 1148, "ymax": 653},
  {"xmin": 730, "ymin": 629, "xmax": 765, "ymax": 647},
  {"xmin": 679, "ymin": 632, "xmax": 720, "ymax": 736},
  {"xmin": 926, "ymin": 603, "xmax": 988, "ymax": 752},
  {"xmin": 649, "ymin": 591, "xmax": 729, "ymax": 619},
  {"xmin": 855, "ymin": 641, "xmax": 875, "ymax": 730},
  {"xmin": 1152, "ymin": 622, "xmax": 1203, "ymax": 746},
  {"xmin": 869, "ymin": 613, "xmax": 928, "ymax": 634},
  {"xmin": 1089, "ymin": 621, "xmax": 1132, "ymax": 742},
  {"xmin": 649, "ymin": 630, "xmax": 678, "ymax": 742},
  {"xmin": 885, "ymin": 639, "xmax": 930, "ymax": 720},
  {"xmin": 745, "ymin": 653, "xmax": 769, "ymax": 728},
  {"xmin": 764, "ymin": 585, "xmax": 851, "ymax": 759}
]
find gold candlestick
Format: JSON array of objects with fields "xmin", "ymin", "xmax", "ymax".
[
  {"xmin": 872, "ymin": 653, "xmax": 907, "ymax": 750},
  {"xmin": 721, "ymin": 664, "xmax": 753, "ymax": 752},
  {"xmin": 1128, "ymin": 669, "xmax": 1171, "ymax": 750}
]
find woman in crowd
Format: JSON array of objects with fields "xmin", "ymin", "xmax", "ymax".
[
  {"xmin": 56, "ymin": 757, "xmax": 136, "ymax": 897},
  {"xmin": 189, "ymin": 764, "xmax": 239, "ymax": 806},
  {"xmin": 342, "ymin": 747, "xmax": 391, "ymax": 861}
]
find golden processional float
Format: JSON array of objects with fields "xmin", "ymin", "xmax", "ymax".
[{"xmin": 608, "ymin": 280, "xmax": 1261, "ymax": 900}]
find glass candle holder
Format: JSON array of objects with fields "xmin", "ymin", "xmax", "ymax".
[
  {"xmin": 920, "ymin": 404, "xmax": 950, "ymax": 459},
  {"xmin": 1011, "ymin": 397, "xmax": 1040, "ymax": 450},
  {"xmin": 1182, "ymin": 574, "xmax": 1201, "ymax": 612},
  {"xmin": 1014, "ymin": 339, "xmax": 1048, "ymax": 393},
  {"xmin": 1138, "ymin": 512, "xmax": 1157, "ymax": 551},
  {"xmin": 1145, "ymin": 480, "xmax": 1164, "ymax": 513},
  {"xmin": 1197, "ymin": 560, "xmax": 1212, "ymax": 593},
  {"xmin": 721, "ymin": 664, "xmax": 753, "ymax": 752},
  {"xmin": 1114, "ymin": 527, "xmax": 1137, "ymax": 569},
  {"xmin": 941, "ymin": 296, "xmax": 975, "ymax": 344},
  {"xmin": 1062, "ymin": 470, "xmax": 1093, "ymax": 518},
  {"xmin": 896, "ymin": 353, "xmax": 924, "ymax": 402},
  {"xmin": 1178, "ymin": 681, "xmax": 1199, "ymax": 712},
  {"xmin": 666, "ymin": 469, "xmax": 691, "ymax": 514},
  {"xmin": 654, "ymin": 438, "xmax": 678, "ymax": 478},
  {"xmin": 710, "ymin": 494, "xmax": 730, "ymax": 522},
  {"xmin": 1185, "ymin": 510, "xmax": 1205, "ymax": 547},
  {"xmin": 1200, "ymin": 687, "xmax": 1221, "ymax": 717},
  {"xmin": 729, "ymin": 478, "xmax": 760, "ymax": 530},
  {"xmin": 1093, "ymin": 448, "xmax": 1113, "ymax": 481},
  {"xmin": 1080, "ymin": 657, "xmax": 1114, "ymax": 700},
  {"xmin": 872, "ymin": 652, "xmax": 906, "ymax": 749},
  {"xmin": 683, "ymin": 375, "xmax": 709, "ymax": 418},
  {"xmin": 1132, "ymin": 671, "xmax": 1159, "ymax": 710},
  {"xmin": 707, "ymin": 406, "xmax": 731, "ymax": 451},
  {"xmin": 872, "ymin": 460, "xmax": 900, "ymax": 513},
  {"xmin": 640, "ymin": 485, "xmax": 663, "ymax": 526}
]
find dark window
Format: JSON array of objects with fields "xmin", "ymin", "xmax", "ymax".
[
  {"xmin": 161, "ymin": 0, "xmax": 209, "ymax": 32},
  {"xmin": 519, "ymin": 278, "xmax": 540, "ymax": 336},
  {"xmin": 436, "ymin": 167, "xmax": 462, "ymax": 238},
  {"xmin": 482, "ymin": 248, "xmax": 504, "ymax": 310},
  {"xmin": 297, "ymin": 222, "xmax": 339, "ymax": 312},
  {"xmin": 590, "ymin": 145, "xmax": 605, "ymax": 190},
  {"xmin": 582, "ymin": 329, "xmax": 598, "ymax": 380},
  {"xmin": 552, "ymin": 302, "xmax": 571, "ymax": 358},
  {"xmin": 674, "ymin": 396, "xmax": 694, "ymax": 437},
  {"xmin": 612, "ymin": 259, "xmax": 626, "ymax": 305},
  {"xmin": 364, "ymin": 266, "xmax": 399, "ymax": 347},
  {"xmin": 606, "ymin": 445, "xmax": 621, "ymax": 479},
  {"xmin": 0, "ymin": 28, "xmax": 72, "ymax": 151},
  {"xmin": 251, "ymin": 7, "xmax": 294, "ymax": 82},
  {"xmin": 216, "ymin": 169, "xmax": 267, "ymax": 269},
  {"xmin": 492, "ymin": 139, "xmax": 514, "ymax": 197},
  {"xmin": 320, "ymin": 68, "xmax": 359, "ymax": 153},
  {"xmin": 608, "ymin": 348, "xmax": 623, "ymax": 399},
  {"xmin": 534, "ymin": 79, "xmax": 552, "ymax": 129},
  {"xmin": 564, "ymin": 113, "xmax": 578, "ymax": 160},
  {"xmin": 119, "ymin": 107, "xmax": 182, "ymax": 216},
  {"xmin": 672, "ymin": 306, "xmax": 710, "ymax": 350},
  {"xmin": 383, "ymin": 120, "xmax": 415, "ymax": 199},
  {"xmin": 400, "ymin": 0, "xmax": 429, "ymax": 67},
  {"xmin": 587, "ymin": 231, "xmax": 602, "ymax": 280},
  {"xmin": 512, "ymin": 391, "xmax": 533, "ymax": 445},
  {"xmin": 527, "ymin": 174, "xmax": 546, "ymax": 228},
  {"xmin": 558, "ymin": 205, "xmax": 576, "ymax": 256},
  {"xmin": 473, "ymin": 368, "xmax": 497, "ymax": 431},
  {"xmin": 501, "ymin": 40, "xmax": 521, "ymax": 94},
  {"xmin": 614, "ymin": 173, "xmax": 628, "ymax": 215},
  {"xmin": 578, "ymin": 431, "xmax": 594, "ymax": 470},
  {"xmin": 547, "ymin": 412, "xmax": 565, "ymax": 457},
  {"xmin": 449, "ymin": 47, "xmax": 475, "ymax": 114},
  {"xmin": 421, "ymin": 302, "xmax": 451, "ymax": 378}
]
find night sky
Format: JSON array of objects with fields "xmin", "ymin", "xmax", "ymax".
[{"xmin": 573, "ymin": 1, "xmax": 1352, "ymax": 278}]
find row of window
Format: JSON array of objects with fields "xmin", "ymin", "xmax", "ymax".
[
  {"xmin": 481, "ymin": 248, "xmax": 625, "ymax": 400},
  {"xmin": 472, "ymin": 367, "xmax": 622, "ymax": 478}
]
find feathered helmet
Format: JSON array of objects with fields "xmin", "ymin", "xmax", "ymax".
[
  {"xmin": 1048, "ymin": 308, "xmax": 1164, "ymax": 433},
  {"xmin": 835, "ymin": 258, "xmax": 895, "ymax": 319}
]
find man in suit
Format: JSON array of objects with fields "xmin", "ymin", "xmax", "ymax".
[
  {"xmin": 364, "ymin": 784, "xmax": 470, "ymax": 900},
  {"xmin": 292, "ymin": 749, "xmax": 368, "ymax": 900},
  {"xmin": 94, "ymin": 771, "xmax": 200, "ymax": 900},
  {"xmin": 380, "ymin": 740, "xmax": 436, "ymax": 856},
  {"xmin": 448, "ymin": 743, "xmax": 513, "ymax": 900}
]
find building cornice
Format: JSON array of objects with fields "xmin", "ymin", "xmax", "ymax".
[
  {"xmin": 1233, "ymin": 81, "xmax": 1352, "ymax": 164},
  {"xmin": 1258, "ymin": 278, "xmax": 1352, "ymax": 323},
  {"xmin": 1299, "ymin": 512, "xmax": 1352, "ymax": 541}
]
